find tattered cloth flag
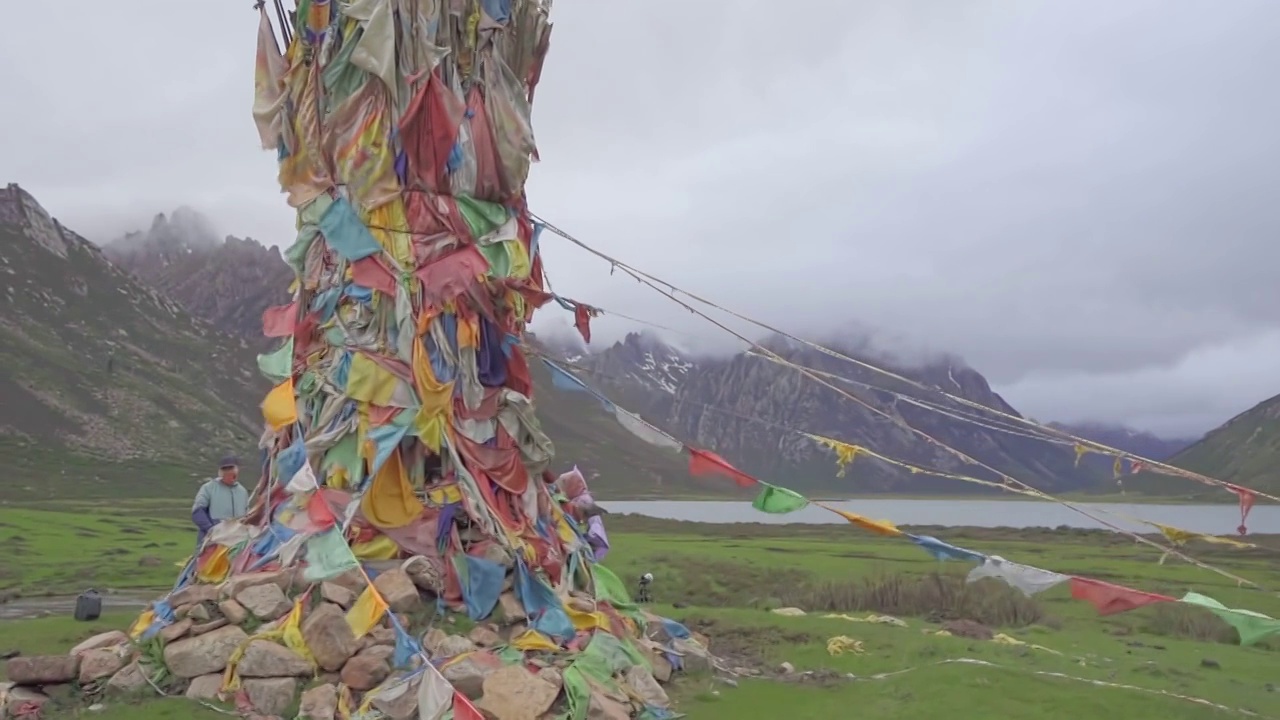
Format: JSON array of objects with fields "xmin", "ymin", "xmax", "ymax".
[
  {"xmin": 1180, "ymin": 592, "xmax": 1280, "ymax": 646},
  {"xmin": 966, "ymin": 555, "xmax": 1068, "ymax": 597},
  {"xmin": 752, "ymin": 484, "xmax": 808, "ymax": 514},
  {"xmin": 827, "ymin": 508, "xmax": 902, "ymax": 537},
  {"xmin": 806, "ymin": 433, "xmax": 859, "ymax": 476},
  {"xmin": 1226, "ymin": 483, "xmax": 1258, "ymax": 535},
  {"xmin": 1069, "ymin": 577, "xmax": 1175, "ymax": 616},
  {"xmin": 908, "ymin": 535, "xmax": 985, "ymax": 563},
  {"xmin": 687, "ymin": 447, "xmax": 757, "ymax": 488}
]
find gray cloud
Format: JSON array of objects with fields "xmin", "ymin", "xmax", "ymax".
[{"xmin": 3, "ymin": 0, "xmax": 1277, "ymax": 437}]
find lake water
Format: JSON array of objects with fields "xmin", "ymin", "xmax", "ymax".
[{"xmin": 606, "ymin": 499, "xmax": 1280, "ymax": 535}]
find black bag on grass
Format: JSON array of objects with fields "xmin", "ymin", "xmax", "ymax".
[{"xmin": 74, "ymin": 589, "xmax": 102, "ymax": 622}]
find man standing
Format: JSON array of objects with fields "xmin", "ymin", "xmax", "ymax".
[{"xmin": 192, "ymin": 456, "xmax": 250, "ymax": 549}]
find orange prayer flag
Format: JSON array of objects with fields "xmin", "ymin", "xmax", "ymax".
[
  {"xmin": 262, "ymin": 378, "xmax": 298, "ymax": 429},
  {"xmin": 830, "ymin": 509, "xmax": 902, "ymax": 537}
]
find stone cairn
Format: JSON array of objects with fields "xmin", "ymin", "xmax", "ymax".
[
  {"xmin": 3, "ymin": 565, "xmax": 715, "ymax": 719},
  {"xmin": 4, "ymin": 1, "xmax": 719, "ymax": 718}
]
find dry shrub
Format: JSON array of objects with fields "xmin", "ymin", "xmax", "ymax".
[{"xmin": 781, "ymin": 572, "xmax": 1046, "ymax": 628}]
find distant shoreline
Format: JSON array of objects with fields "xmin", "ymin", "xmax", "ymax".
[{"xmin": 603, "ymin": 491, "xmax": 1261, "ymax": 505}]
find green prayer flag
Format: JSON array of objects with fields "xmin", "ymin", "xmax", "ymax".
[
  {"xmin": 256, "ymin": 338, "xmax": 294, "ymax": 381},
  {"xmin": 1181, "ymin": 592, "xmax": 1280, "ymax": 646},
  {"xmin": 456, "ymin": 196, "xmax": 509, "ymax": 239},
  {"xmin": 301, "ymin": 528, "xmax": 359, "ymax": 582},
  {"xmin": 752, "ymin": 484, "xmax": 809, "ymax": 514}
]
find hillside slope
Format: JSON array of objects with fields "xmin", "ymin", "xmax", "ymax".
[
  {"xmin": 0, "ymin": 185, "xmax": 262, "ymax": 500},
  {"xmin": 1148, "ymin": 394, "xmax": 1280, "ymax": 496}
]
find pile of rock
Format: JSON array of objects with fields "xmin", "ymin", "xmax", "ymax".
[{"xmin": 2, "ymin": 565, "xmax": 714, "ymax": 719}]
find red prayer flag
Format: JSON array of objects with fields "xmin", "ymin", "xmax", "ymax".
[
  {"xmin": 453, "ymin": 692, "xmax": 485, "ymax": 720},
  {"xmin": 415, "ymin": 245, "xmax": 490, "ymax": 306},
  {"xmin": 262, "ymin": 301, "xmax": 298, "ymax": 338},
  {"xmin": 1069, "ymin": 577, "xmax": 1175, "ymax": 616},
  {"xmin": 306, "ymin": 492, "xmax": 338, "ymax": 530},
  {"xmin": 687, "ymin": 447, "xmax": 758, "ymax": 488},
  {"xmin": 351, "ymin": 256, "xmax": 398, "ymax": 296}
]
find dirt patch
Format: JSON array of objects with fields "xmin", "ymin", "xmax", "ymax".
[{"xmin": 680, "ymin": 615, "xmax": 817, "ymax": 667}]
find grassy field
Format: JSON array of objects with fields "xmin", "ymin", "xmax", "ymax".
[{"xmin": 2, "ymin": 506, "xmax": 1278, "ymax": 719}]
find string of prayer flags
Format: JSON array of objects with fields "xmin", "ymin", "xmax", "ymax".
[
  {"xmin": 751, "ymin": 484, "xmax": 809, "ymax": 514},
  {"xmin": 539, "ymin": 350, "xmax": 1280, "ymax": 640},
  {"xmin": 1149, "ymin": 523, "xmax": 1254, "ymax": 550},
  {"xmin": 1069, "ymin": 577, "xmax": 1176, "ymax": 616},
  {"xmin": 966, "ymin": 556, "xmax": 1069, "ymax": 597}
]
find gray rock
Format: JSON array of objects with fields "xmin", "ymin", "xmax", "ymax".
[
  {"xmin": 185, "ymin": 673, "xmax": 225, "ymax": 701},
  {"xmin": 242, "ymin": 677, "xmax": 299, "ymax": 716},
  {"xmin": 5, "ymin": 655, "xmax": 80, "ymax": 685},
  {"xmin": 299, "ymin": 683, "xmax": 338, "ymax": 720},
  {"xmin": 237, "ymin": 640, "xmax": 313, "ymax": 678},
  {"xmin": 162, "ymin": 625, "xmax": 249, "ymax": 679},
  {"xmin": 302, "ymin": 604, "xmax": 359, "ymax": 672},
  {"xmin": 237, "ymin": 584, "xmax": 292, "ymax": 621}
]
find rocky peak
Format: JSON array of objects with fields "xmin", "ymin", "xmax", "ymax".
[
  {"xmin": 104, "ymin": 212, "xmax": 293, "ymax": 343},
  {"xmin": 0, "ymin": 183, "xmax": 82, "ymax": 259}
]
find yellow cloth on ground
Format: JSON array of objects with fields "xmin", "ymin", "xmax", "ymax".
[
  {"xmin": 511, "ymin": 630, "xmax": 560, "ymax": 652},
  {"xmin": 360, "ymin": 448, "xmax": 425, "ymax": 529},
  {"xmin": 347, "ymin": 586, "xmax": 390, "ymax": 639},
  {"xmin": 262, "ymin": 379, "xmax": 299, "ymax": 429},
  {"xmin": 826, "ymin": 636, "xmax": 864, "ymax": 656}
]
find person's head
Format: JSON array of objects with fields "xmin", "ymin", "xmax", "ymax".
[{"xmin": 217, "ymin": 456, "xmax": 239, "ymax": 485}]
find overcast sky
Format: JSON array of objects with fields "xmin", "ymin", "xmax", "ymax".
[{"xmin": 3, "ymin": 0, "xmax": 1278, "ymax": 438}]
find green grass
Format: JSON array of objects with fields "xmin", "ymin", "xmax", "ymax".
[
  {"xmin": 2, "ymin": 508, "xmax": 1279, "ymax": 718},
  {"xmin": 0, "ymin": 505, "xmax": 194, "ymax": 594}
]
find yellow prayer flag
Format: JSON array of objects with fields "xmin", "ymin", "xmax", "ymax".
[
  {"xmin": 347, "ymin": 354, "xmax": 402, "ymax": 406},
  {"xmin": 360, "ymin": 448, "xmax": 426, "ymax": 529},
  {"xmin": 262, "ymin": 378, "xmax": 299, "ymax": 429},
  {"xmin": 352, "ymin": 534, "xmax": 401, "ymax": 560},
  {"xmin": 346, "ymin": 586, "xmax": 389, "ymax": 639},
  {"xmin": 196, "ymin": 546, "xmax": 232, "ymax": 584},
  {"xmin": 807, "ymin": 434, "xmax": 859, "ymax": 477},
  {"xmin": 128, "ymin": 610, "xmax": 155, "ymax": 640},
  {"xmin": 1073, "ymin": 443, "xmax": 1088, "ymax": 467},
  {"xmin": 1154, "ymin": 523, "xmax": 1253, "ymax": 550}
]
